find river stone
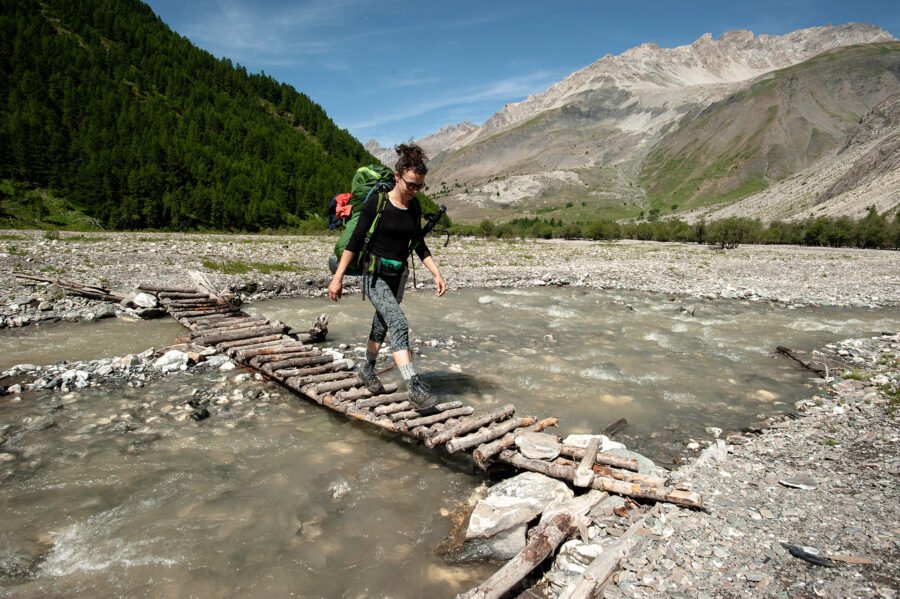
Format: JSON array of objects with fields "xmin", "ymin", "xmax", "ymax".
[
  {"xmin": 779, "ymin": 475, "xmax": 818, "ymax": 490},
  {"xmin": 466, "ymin": 472, "xmax": 574, "ymax": 540},
  {"xmin": 469, "ymin": 523, "xmax": 528, "ymax": 561},
  {"xmin": 94, "ymin": 304, "xmax": 118, "ymax": 320},
  {"xmin": 562, "ymin": 434, "xmax": 626, "ymax": 452},
  {"xmin": 515, "ymin": 432, "xmax": 561, "ymax": 460},
  {"xmin": 153, "ymin": 350, "xmax": 189, "ymax": 373},
  {"xmin": 132, "ymin": 292, "xmax": 158, "ymax": 308}
]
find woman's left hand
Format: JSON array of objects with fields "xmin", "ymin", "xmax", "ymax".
[{"xmin": 434, "ymin": 275, "xmax": 446, "ymax": 297}]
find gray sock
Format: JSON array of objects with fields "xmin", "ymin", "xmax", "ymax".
[
  {"xmin": 399, "ymin": 362, "xmax": 416, "ymax": 381},
  {"xmin": 365, "ymin": 350, "xmax": 379, "ymax": 366}
]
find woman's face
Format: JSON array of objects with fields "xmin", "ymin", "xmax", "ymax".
[{"xmin": 396, "ymin": 170, "xmax": 426, "ymax": 200}]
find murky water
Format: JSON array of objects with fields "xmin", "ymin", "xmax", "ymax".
[
  {"xmin": 1, "ymin": 288, "xmax": 898, "ymax": 598},
  {"xmin": 0, "ymin": 317, "xmax": 184, "ymax": 372}
]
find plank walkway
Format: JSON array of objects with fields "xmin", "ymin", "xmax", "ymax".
[{"xmin": 142, "ymin": 283, "xmax": 702, "ymax": 510}]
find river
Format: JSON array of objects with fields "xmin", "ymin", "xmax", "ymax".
[{"xmin": 1, "ymin": 287, "xmax": 897, "ymax": 597}]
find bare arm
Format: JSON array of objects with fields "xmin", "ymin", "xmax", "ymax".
[
  {"xmin": 422, "ymin": 255, "xmax": 446, "ymax": 297},
  {"xmin": 327, "ymin": 250, "xmax": 357, "ymax": 301}
]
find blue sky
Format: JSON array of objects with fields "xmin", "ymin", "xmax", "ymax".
[{"xmin": 143, "ymin": 0, "xmax": 898, "ymax": 147}]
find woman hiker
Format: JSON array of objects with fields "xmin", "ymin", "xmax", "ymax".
[{"xmin": 327, "ymin": 144, "xmax": 446, "ymax": 407}]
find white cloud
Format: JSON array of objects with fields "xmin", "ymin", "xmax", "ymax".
[{"xmin": 347, "ymin": 69, "xmax": 563, "ymax": 133}]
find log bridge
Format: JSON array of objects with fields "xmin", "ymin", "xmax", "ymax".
[
  {"xmin": 139, "ymin": 282, "xmax": 703, "ymax": 597},
  {"xmin": 141, "ymin": 282, "xmax": 702, "ymax": 511}
]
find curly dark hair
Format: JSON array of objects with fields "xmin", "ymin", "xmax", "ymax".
[{"xmin": 394, "ymin": 143, "xmax": 428, "ymax": 176}]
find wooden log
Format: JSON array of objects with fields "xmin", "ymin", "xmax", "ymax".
[
  {"xmin": 424, "ymin": 404, "xmax": 516, "ymax": 449},
  {"xmin": 356, "ymin": 392, "xmax": 412, "ymax": 409},
  {"xmin": 139, "ymin": 283, "xmax": 198, "ymax": 294},
  {"xmin": 224, "ymin": 336, "xmax": 294, "ymax": 355},
  {"xmin": 216, "ymin": 334, "xmax": 285, "ymax": 351},
  {"xmin": 498, "ymin": 450, "xmax": 702, "ymax": 508},
  {"xmin": 776, "ymin": 345, "xmax": 829, "ymax": 376},
  {"xmin": 276, "ymin": 361, "xmax": 352, "ymax": 380},
  {"xmin": 389, "ymin": 400, "xmax": 464, "ymax": 422},
  {"xmin": 283, "ymin": 371, "xmax": 356, "ymax": 388},
  {"xmin": 374, "ymin": 401, "xmax": 412, "ymax": 415},
  {"xmin": 574, "ymin": 437, "xmax": 601, "ymax": 488},
  {"xmin": 192, "ymin": 320, "xmax": 272, "ymax": 339},
  {"xmin": 557, "ymin": 513, "xmax": 653, "ymax": 599},
  {"xmin": 473, "ymin": 417, "xmax": 559, "ymax": 468},
  {"xmin": 250, "ymin": 349, "xmax": 319, "ymax": 367},
  {"xmin": 398, "ymin": 406, "xmax": 473, "ymax": 431},
  {"xmin": 553, "ymin": 456, "xmax": 666, "ymax": 487},
  {"xmin": 234, "ymin": 343, "xmax": 312, "ymax": 361},
  {"xmin": 457, "ymin": 490, "xmax": 609, "ymax": 599},
  {"xmin": 263, "ymin": 354, "xmax": 333, "ymax": 372},
  {"xmin": 558, "ymin": 444, "xmax": 640, "ymax": 472},
  {"xmin": 161, "ymin": 296, "xmax": 220, "ymax": 305},
  {"xmin": 305, "ymin": 375, "xmax": 363, "ymax": 396},
  {"xmin": 184, "ymin": 313, "xmax": 246, "ymax": 326},
  {"xmin": 157, "ymin": 292, "xmax": 211, "ymax": 300},
  {"xmin": 171, "ymin": 305, "xmax": 240, "ymax": 318},
  {"xmin": 191, "ymin": 317, "xmax": 264, "ymax": 333},
  {"xmin": 330, "ymin": 383, "xmax": 398, "ymax": 403},
  {"xmin": 195, "ymin": 324, "xmax": 286, "ymax": 346},
  {"xmin": 444, "ymin": 416, "xmax": 536, "ymax": 454}
]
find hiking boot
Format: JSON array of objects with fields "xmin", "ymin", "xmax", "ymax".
[
  {"xmin": 406, "ymin": 375, "xmax": 436, "ymax": 408},
  {"xmin": 358, "ymin": 362, "xmax": 385, "ymax": 394}
]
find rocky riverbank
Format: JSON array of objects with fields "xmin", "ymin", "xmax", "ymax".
[
  {"xmin": 1, "ymin": 231, "xmax": 898, "ymax": 329},
  {"xmin": 2, "ymin": 230, "xmax": 898, "ymax": 596},
  {"xmin": 528, "ymin": 332, "xmax": 899, "ymax": 598}
]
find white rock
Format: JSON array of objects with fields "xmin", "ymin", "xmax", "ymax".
[
  {"xmin": 132, "ymin": 292, "xmax": 159, "ymax": 308},
  {"xmin": 562, "ymin": 434, "xmax": 626, "ymax": 452},
  {"xmin": 153, "ymin": 350, "xmax": 189, "ymax": 373}
]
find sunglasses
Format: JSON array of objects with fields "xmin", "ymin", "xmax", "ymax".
[{"xmin": 400, "ymin": 177, "xmax": 426, "ymax": 192}]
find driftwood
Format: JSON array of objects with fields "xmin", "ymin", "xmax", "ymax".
[
  {"xmin": 276, "ymin": 361, "xmax": 351, "ymax": 380},
  {"xmin": 457, "ymin": 490, "xmax": 609, "ymax": 599},
  {"xmin": 776, "ymin": 345, "xmax": 825, "ymax": 375},
  {"xmin": 139, "ymin": 283, "xmax": 198, "ymax": 294},
  {"xmin": 15, "ymin": 273, "xmax": 125, "ymax": 302},
  {"xmin": 557, "ymin": 510, "xmax": 656, "ymax": 599},
  {"xmin": 444, "ymin": 416, "xmax": 536, "ymax": 454},
  {"xmin": 424, "ymin": 404, "xmax": 516, "ymax": 449},
  {"xmin": 574, "ymin": 437, "xmax": 601, "ymax": 487},
  {"xmin": 157, "ymin": 292, "xmax": 211, "ymax": 300},
  {"xmin": 558, "ymin": 444, "xmax": 639, "ymax": 472},
  {"xmin": 473, "ymin": 418, "xmax": 559, "ymax": 468},
  {"xmin": 499, "ymin": 450, "xmax": 702, "ymax": 508}
]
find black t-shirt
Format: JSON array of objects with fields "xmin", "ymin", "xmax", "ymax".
[{"xmin": 346, "ymin": 194, "xmax": 431, "ymax": 263}]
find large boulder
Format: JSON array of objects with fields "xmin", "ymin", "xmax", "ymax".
[{"xmin": 465, "ymin": 472, "xmax": 574, "ymax": 559}]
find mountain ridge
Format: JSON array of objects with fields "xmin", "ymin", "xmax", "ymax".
[{"xmin": 390, "ymin": 23, "xmax": 898, "ymax": 224}]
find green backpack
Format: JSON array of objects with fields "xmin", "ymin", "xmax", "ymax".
[{"xmin": 328, "ymin": 164, "xmax": 395, "ymax": 276}]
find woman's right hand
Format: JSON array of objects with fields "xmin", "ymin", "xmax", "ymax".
[{"xmin": 327, "ymin": 277, "xmax": 343, "ymax": 301}]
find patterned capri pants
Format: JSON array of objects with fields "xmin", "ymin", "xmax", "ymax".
[{"xmin": 366, "ymin": 270, "xmax": 410, "ymax": 352}]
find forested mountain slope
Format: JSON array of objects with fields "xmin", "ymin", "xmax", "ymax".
[{"xmin": 0, "ymin": 0, "xmax": 376, "ymax": 230}]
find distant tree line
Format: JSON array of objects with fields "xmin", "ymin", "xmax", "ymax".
[
  {"xmin": 454, "ymin": 207, "xmax": 900, "ymax": 250},
  {"xmin": 0, "ymin": 0, "xmax": 378, "ymax": 231}
]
